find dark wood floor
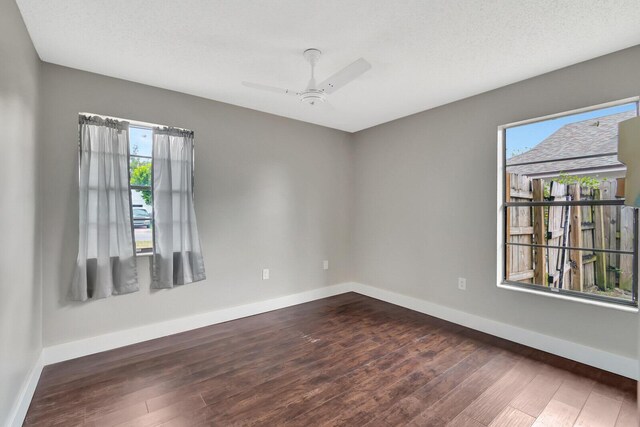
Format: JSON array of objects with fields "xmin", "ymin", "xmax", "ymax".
[{"xmin": 25, "ymin": 293, "xmax": 636, "ymax": 426}]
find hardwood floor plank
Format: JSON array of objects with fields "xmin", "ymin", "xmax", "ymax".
[
  {"xmin": 532, "ymin": 399, "xmax": 581, "ymax": 427},
  {"xmin": 489, "ymin": 406, "xmax": 536, "ymax": 427},
  {"xmin": 574, "ymin": 391, "xmax": 623, "ymax": 427},
  {"xmin": 592, "ymin": 376, "xmax": 636, "ymax": 403},
  {"xmin": 23, "ymin": 293, "xmax": 634, "ymax": 427},
  {"xmin": 373, "ymin": 343, "xmax": 497, "ymax": 426},
  {"xmin": 24, "ymin": 406, "xmax": 86, "ymax": 426},
  {"xmin": 118, "ymin": 394, "xmax": 206, "ymax": 427},
  {"xmin": 459, "ymin": 357, "xmax": 539, "ymax": 424},
  {"xmin": 615, "ymin": 399, "xmax": 639, "ymax": 427},
  {"xmin": 447, "ymin": 413, "xmax": 486, "ymax": 427},
  {"xmin": 83, "ymin": 401, "xmax": 148, "ymax": 427},
  {"xmin": 553, "ymin": 373, "xmax": 595, "ymax": 410},
  {"xmin": 509, "ymin": 372, "xmax": 564, "ymax": 417},
  {"xmin": 297, "ymin": 335, "xmax": 482, "ymax": 426},
  {"xmin": 407, "ymin": 351, "xmax": 522, "ymax": 426}
]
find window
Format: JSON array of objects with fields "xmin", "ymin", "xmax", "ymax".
[
  {"xmin": 499, "ymin": 98, "xmax": 639, "ymax": 307},
  {"xmin": 129, "ymin": 126, "xmax": 154, "ymax": 255}
]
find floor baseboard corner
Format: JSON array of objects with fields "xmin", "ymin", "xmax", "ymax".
[{"xmin": 6, "ymin": 350, "xmax": 44, "ymax": 427}]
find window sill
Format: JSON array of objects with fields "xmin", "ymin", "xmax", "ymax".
[
  {"xmin": 136, "ymin": 252, "xmax": 153, "ymax": 257},
  {"xmin": 498, "ymin": 282, "xmax": 639, "ymax": 314}
]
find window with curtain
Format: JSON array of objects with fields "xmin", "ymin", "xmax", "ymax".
[{"xmin": 71, "ymin": 114, "xmax": 205, "ymax": 300}]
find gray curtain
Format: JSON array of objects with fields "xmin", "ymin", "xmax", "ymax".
[
  {"xmin": 150, "ymin": 127, "xmax": 206, "ymax": 288},
  {"xmin": 70, "ymin": 116, "xmax": 139, "ymax": 301}
]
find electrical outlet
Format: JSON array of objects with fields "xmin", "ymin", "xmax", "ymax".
[
  {"xmin": 262, "ymin": 268, "xmax": 270, "ymax": 280},
  {"xmin": 458, "ymin": 277, "xmax": 467, "ymax": 290},
  {"xmin": 323, "ymin": 260, "xmax": 329, "ymax": 270}
]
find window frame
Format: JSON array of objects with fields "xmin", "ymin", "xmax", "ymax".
[{"xmin": 497, "ymin": 97, "xmax": 640, "ymax": 309}]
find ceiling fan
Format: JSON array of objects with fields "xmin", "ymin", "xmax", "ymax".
[{"xmin": 242, "ymin": 48, "xmax": 372, "ymax": 106}]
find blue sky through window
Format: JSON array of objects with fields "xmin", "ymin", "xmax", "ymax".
[
  {"xmin": 130, "ymin": 126, "xmax": 153, "ymax": 157},
  {"xmin": 505, "ymin": 103, "xmax": 636, "ymax": 159}
]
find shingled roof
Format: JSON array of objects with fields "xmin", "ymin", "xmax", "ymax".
[{"xmin": 506, "ymin": 110, "xmax": 635, "ymax": 176}]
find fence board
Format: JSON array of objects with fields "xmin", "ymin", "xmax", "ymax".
[
  {"xmin": 569, "ymin": 184, "xmax": 583, "ymax": 291},
  {"xmin": 620, "ymin": 206, "xmax": 634, "ymax": 291},
  {"xmin": 533, "ymin": 179, "xmax": 546, "ymax": 286},
  {"xmin": 506, "ymin": 174, "xmax": 633, "ymax": 300},
  {"xmin": 507, "ymin": 174, "xmax": 533, "ymax": 283},
  {"xmin": 580, "ymin": 186, "xmax": 595, "ymax": 290},
  {"xmin": 601, "ymin": 180, "xmax": 619, "ymax": 287},
  {"xmin": 510, "ymin": 270, "xmax": 534, "ymax": 281},
  {"xmin": 548, "ymin": 181, "xmax": 568, "ymax": 289},
  {"xmin": 593, "ymin": 189, "xmax": 608, "ymax": 290},
  {"xmin": 511, "ymin": 226, "xmax": 534, "ymax": 235}
]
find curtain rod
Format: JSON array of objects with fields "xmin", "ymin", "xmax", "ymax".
[{"xmin": 78, "ymin": 112, "xmax": 192, "ymax": 132}]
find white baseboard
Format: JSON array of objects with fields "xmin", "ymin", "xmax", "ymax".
[
  {"xmin": 350, "ymin": 282, "xmax": 638, "ymax": 380},
  {"xmin": 43, "ymin": 282, "xmax": 353, "ymax": 365},
  {"xmin": 38, "ymin": 280, "xmax": 637, "ymax": 385},
  {"xmin": 6, "ymin": 351, "xmax": 44, "ymax": 427}
]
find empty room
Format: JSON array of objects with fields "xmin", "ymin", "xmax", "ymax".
[{"xmin": 2, "ymin": 0, "xmax": 640, "ymax": 426}]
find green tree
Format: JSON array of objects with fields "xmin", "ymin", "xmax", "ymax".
[
  {"xmin": 130, "ymin": 160, "xmax": 152, "ymax": 205},
  {"xmin": 556, "ymin": 172, "xmax": 600, "ymax": 190}
]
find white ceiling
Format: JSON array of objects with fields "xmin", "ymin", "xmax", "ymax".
[{"xmin": 17, "ymin": 0, "xmax": 640, "ymax": 132}]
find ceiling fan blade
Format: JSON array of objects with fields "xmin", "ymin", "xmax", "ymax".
[
  {"xmin": 317, "ymin": 58, "xmax": 371, "ymax": 94},
  {"xmin": 242, "ymin": 81, "xmax": 298, "ymax": 96}
]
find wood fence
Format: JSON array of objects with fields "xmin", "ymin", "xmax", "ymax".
[{"xmin": 506, "ymin": 174, "xmax": 634, "ymax": 295}]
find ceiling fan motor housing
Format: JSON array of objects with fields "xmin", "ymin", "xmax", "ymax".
[{"xmin": 300, "ymin": 89, "xmax": 326, "ymax": 105}]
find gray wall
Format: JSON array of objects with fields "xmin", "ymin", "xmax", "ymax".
[
  {"xmin": 352, "ymin": 46, "xmax": 640, "ymax": 359},
  {"xmin": 0, "ymin": 0, "xmax": 42, "ymax": 421},
  {"xmin": 39, "ymin": 63, "xmax": 353, "ymax": 346}
]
